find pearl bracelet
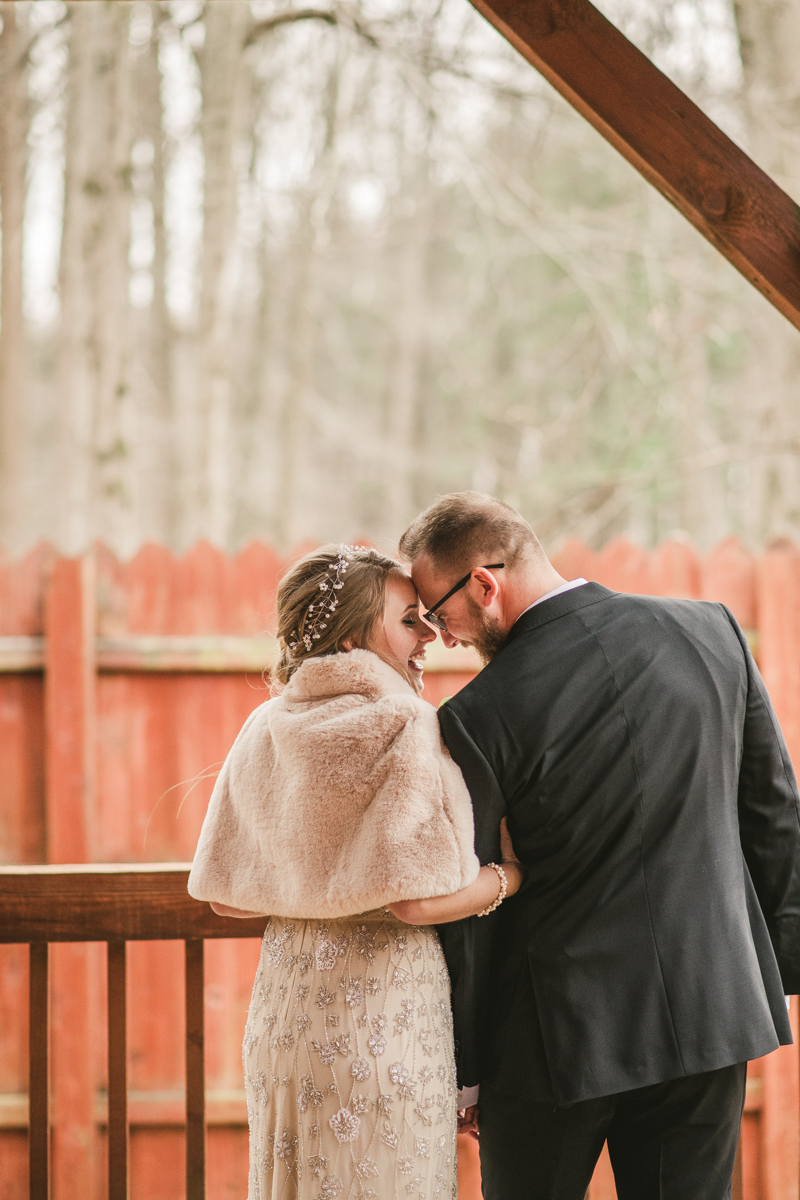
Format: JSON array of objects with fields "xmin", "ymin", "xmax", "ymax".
[{"xmin": 477, "ymin": 862, "xmax": 508, "ymax": 917}]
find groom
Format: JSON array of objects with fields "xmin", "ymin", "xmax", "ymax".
[{"xmin": 400, "ymin": 491, "xmax": 800, "ymax": 1200}]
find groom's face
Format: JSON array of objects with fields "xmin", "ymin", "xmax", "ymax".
[{"xmin": 411, "ymin": 556, "xmax": 505, "ymax": 663}]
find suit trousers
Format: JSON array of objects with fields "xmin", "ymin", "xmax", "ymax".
[{"xmin": 478, "ymin": 1062, "xmax": 747, "ymax": 1200}]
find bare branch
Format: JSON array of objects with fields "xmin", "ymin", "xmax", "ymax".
[{"xmin": 245, "ymin": 9, "xmax": 338, "ymax": 46}]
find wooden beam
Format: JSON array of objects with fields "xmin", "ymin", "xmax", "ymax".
[
  {"xmin": 0, "ymin": 1088, "xmax": 250, "ymax": 1130},
  {"xmin": 0, "ymin": 634, "xmax": 481, "ymax": 675},
  {"xmin": 0, "ymin": 865, "xmax": 269, "ymax": 943},
  {"xmin": 468, "ymin": 0, "xmax": 800, "ymax": 332}
]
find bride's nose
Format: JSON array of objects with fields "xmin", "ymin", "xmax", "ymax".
[{"xmin": 419, "ymin": 622, "xmax": 437, "ymax": 644}]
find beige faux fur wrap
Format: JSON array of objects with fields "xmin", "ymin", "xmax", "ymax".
[{"xmin": 188, "ymin": 649, "xmax": 480, "ymax": 918}]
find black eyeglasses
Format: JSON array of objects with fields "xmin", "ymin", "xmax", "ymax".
[{"xmin": 423, "ymin": 564, "xmax": 504, "ymax": 632}]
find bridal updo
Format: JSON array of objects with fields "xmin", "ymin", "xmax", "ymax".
[{"xmin": 272, "ymin": 544, "xmax": 404, "ymax": 686}]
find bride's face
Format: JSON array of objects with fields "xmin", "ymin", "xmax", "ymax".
[{"xmin": 369, "ymin": 571, "xmax": 437, "ymax": 692}]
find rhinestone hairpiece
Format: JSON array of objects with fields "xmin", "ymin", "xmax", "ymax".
[{"xmin": 288, "ymin": 545, "xmax": 364, "ymax": 654}]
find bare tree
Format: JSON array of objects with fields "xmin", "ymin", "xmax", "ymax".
[
  {"xmin": 133, "ymin": 2, "xmax": 176, "ymax": 544},
  {"xmin": 190, "ymin": 0, "xmax": 252, "ymax": 548},
  {"xmin": 0, "ymin": 3, "xmax": 29, "ymax": 552},
  {"xmin": 2, "ymin": 0, "xmax": 799, "ymax": 558},
  {"xmin": 57, "ymin": 2, "xmax": 134, "ymax": 554},
  {"xmin": 273, "ymin": 39, "xmax": 342, "ymax": 549}
]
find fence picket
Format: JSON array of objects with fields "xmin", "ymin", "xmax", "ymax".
[
  {"xmin": 594, "ymin": 536, "xmax": 652, "ymax": 593},
  {"xmin": 700, "ymin": 538, "xmax": 757, "ymax": 629}
]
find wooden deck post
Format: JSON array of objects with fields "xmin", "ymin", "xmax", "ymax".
[
  {"xmin": 185, "ymin": 939, "xmax": 206, "ymax": 1200},
  {"xmin": 107, "ymin": 941, "xmax": 129, "ymax": 1200},
  {"xmin": 44, "ymin": 554, "xmax": 98, "ymax": 1200},
  {"xmin": 28, "ymin": 942, "xmax": 50, "ymax": 1200},
  {"xmin": 44, "ymin": 554, "xmax": 96, "ymax": 863}
]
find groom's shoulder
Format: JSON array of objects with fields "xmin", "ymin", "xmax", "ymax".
[{"xmin": 439, "ymin": 587, "xmax": 737, "ymax": 729}]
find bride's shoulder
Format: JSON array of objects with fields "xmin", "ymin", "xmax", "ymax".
[{"xmin": 283, "ymin": 648, "xmax": 415, "ymax": 706}]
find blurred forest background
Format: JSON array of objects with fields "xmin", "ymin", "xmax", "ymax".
[{"xmin": 0, "ymin": 0, "xmax": 798, "ymax": 559}]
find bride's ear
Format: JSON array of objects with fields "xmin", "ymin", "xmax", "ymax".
[{"xmin": 341, "ymin": 637, "xmax": 357, "ymax": 651}]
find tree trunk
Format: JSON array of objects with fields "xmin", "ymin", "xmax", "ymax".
[
  {"xmin": 190, "ymin": 1, "xmax": 252, "ymax": 549},
  {"xmin": 273, "ymin": 52, "xmax": 341, "ymax": 550},
  {"xmin": 57, "ymin": 2, "xmax": 134, "ymax": 555},
  {"xmin": 734, "ymin": 0, "xmax": 800, "ymax": 195},
  {"xmin": 0, "ymin": 3, "xmax": 29, "ymax": 552},
  {"xmin": 134, "ymin": 3, "xmax": 175, "ymax": 545},
  {"xmin": 381, "ymin": 150, "xmax": 432, "ymax": 544}
]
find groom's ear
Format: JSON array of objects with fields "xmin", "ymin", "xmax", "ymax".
[{"xmin": 467, "ymin": 567, "xmax": 501, "ymax": 608}]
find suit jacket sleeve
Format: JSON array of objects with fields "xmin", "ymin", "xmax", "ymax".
[
  {"xmin": 436, "ymin": 703, "xmax": 507, "ymax": 1087},
  {"xmin": 726, "ymin": 607, "xmax": 800, "ymax": 992}
]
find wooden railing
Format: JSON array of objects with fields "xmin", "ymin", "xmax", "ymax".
[
  {"xmin": 0, "ymin": 865, "xmax": 268, "ymax": 1200},
  {"xmin": 0, "ymin": 864, "xmax": 778, "ymax": 1200}
]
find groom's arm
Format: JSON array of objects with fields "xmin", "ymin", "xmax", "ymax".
[{"xmin": 437, "ymin": 703, "xmax": 507, "ymax": 1094}]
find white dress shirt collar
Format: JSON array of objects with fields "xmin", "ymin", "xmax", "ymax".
[{"xmin": 519, "ymin": 578, "xmax": 588, "ymax": 620}]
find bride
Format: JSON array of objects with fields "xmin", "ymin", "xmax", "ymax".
[{"xmin": 188, "ymin": 545, "xmax": 522, "ymax": 1200}]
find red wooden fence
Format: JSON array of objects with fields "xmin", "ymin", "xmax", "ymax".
[{"xmin": 1, "ymin": 535, "xmax": 799, "ymax": 1200}]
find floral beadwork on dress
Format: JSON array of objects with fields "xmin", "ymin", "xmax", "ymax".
[{"xmin": 244, "ymin": 911, "xmax": 457, "ymax": 1199}]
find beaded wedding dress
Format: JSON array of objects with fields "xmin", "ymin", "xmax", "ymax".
[{"xmin": 244, "ymin": 910, "xmax": 458, "ymax": 1200}]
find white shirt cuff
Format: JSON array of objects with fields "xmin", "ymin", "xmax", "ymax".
[{"xmin": 458, "ymin": 1084, "xmax": 480, "ymax": 1108}]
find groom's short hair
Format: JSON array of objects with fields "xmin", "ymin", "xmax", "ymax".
[{"xmin": 399, "ymin": 491, "xmax": 545, "ymax": 577}]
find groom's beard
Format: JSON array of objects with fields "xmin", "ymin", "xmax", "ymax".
[{"xmin": 463, "ymin": 596, "xmax": 507, "ymax": 665}]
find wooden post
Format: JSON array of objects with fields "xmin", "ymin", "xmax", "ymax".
[
  {"xmin": 44, "ymin": 554, "xmax": 96, "ymax": 863},
  {"xmin": 28, "ymin": 942, "xmax": 50, "ymax": 1200},
  {"xmin": 107, "ymin": 941, "xmax": 128, "ymax": 1200},
  {"xmin": 185, "ymin": 940, "xmax": 206, "ymax": 1200},
  {"xmin": 44, "ymin": 554, "xmax": 97, "ymax": 1200}
]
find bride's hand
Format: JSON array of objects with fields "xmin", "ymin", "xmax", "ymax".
[
  {"xmin": 500, "ymin": 816, "xmax": 520, "ymax": 864},
  {"xmin": 500, "ymin": 816, "xmax": 524, "ymax": 897}
]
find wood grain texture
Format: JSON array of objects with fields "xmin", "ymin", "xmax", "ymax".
[
  {"xmin": 185, "ymin": 940, "xmax": 206, "ymax": 1200},
  {"xmin": 107, "ymin": 941, "xmax": 128, "ymax": 1200},
  {"xmin": 468, "ymin": 0, "xmax": 800, "ymax": 331},
  {"xmin": 44, "ymin": 555, "xmax": 95, "ymax": 863},
  {"xmin": 28, "ymin": 942, "xmax": 49, "ymax": 1200},
  {"xmin": 0, "ymin": 866, "xmax": 268, "ymax": 943}
]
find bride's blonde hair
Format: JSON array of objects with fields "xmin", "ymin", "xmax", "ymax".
[{"xmin": 272, "ymin": 544, "xmax": 405, "ymax": 686}]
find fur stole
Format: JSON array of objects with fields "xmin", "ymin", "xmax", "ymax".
[{"xmin": 188, "ymin": 648, "xmax": 480, "ymax": 918}]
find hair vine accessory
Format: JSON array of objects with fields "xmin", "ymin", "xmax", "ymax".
[{"xmin": 288, "ymin": 545, "xmax": 366, "ymax": 654}]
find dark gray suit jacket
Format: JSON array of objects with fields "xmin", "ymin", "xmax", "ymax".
[{"xmin": 437, "ymin": 583, "xmax": 799, "ymax": 1105}]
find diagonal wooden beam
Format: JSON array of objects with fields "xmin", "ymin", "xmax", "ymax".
[{"xmin": 469, "ymin": 0, "xmax": 800, "ymax": 332}]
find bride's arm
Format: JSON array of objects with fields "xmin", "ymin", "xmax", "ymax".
[
  {"xmin": 210, "ymin": 902, "xmax": 266, "ymax": 918},
  {"xmin": 388, "ymin": 817, "xmax": 524, "ymax": 926}
]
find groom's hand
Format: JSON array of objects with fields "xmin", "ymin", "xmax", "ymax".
[{"xmin": 457, "ymin": 1105, "xmax": 479, "ymax": 1135}]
